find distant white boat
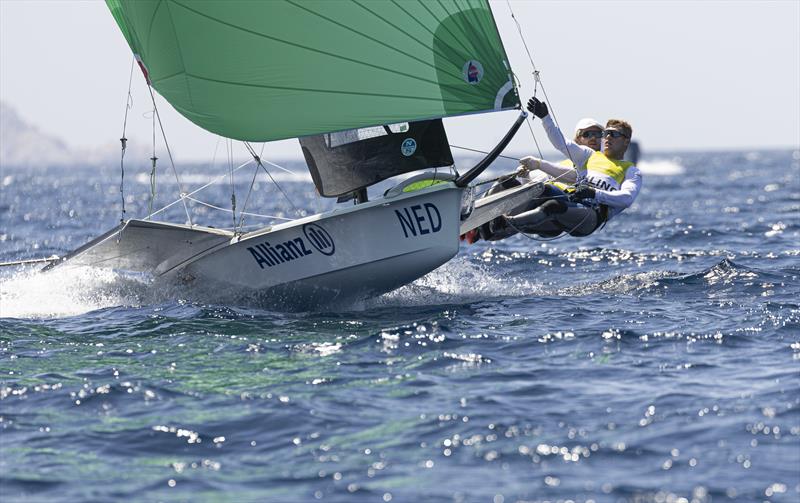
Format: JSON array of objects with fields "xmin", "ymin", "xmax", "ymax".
[
  {"xmin": 624, "ymin": 140, "xmax": 685, "ymax": 176},
  {"xmin": 637, "ymin": 159, "xmax": 686, "ymax": 176}
]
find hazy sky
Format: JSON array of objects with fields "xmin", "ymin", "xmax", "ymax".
[{"xmin": 1, "ymin": 0, "xmax": 798, "ymax": 162}]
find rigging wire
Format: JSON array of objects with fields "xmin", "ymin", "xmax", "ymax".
[
  {"xmin": 146, "ymin": 85, "xmax": 193, "ymax": 225},
  {"xmin": 450, "ymin": 144, "xmax": 519, "ymax": 161},
  {"xmin": 228, "ymin": 138, "xmax": 237, "ymax": 230},
  {"xmin": 147, "ymin": 159, "xmax": 255, "ymax": 219},
  {"xmin": 148, "ymin": 98, "xmax": 157, "ymax": 219},
  {"xmin": 118, "ymin": 57, "xmax": 136, "ymax": 225},
  {"xmin": 183, "ymin": 195, "xmax": 293, "ymax": 222},
  {"xmin": 209, "ymin": 135, "xmax": 223, "ymax": 168},
  {"xmin": 240, "ymin": 142, "xmax": 303, "ymax": 227},
  {"xmin": 243, "ymin": 142, "xmax": 278, "ymax": 230},
  {"xmin": 505, "ymin": 0, "xmax": 579, "ymax": 171},
  {"xmin": 236, "ymin": 161, "xmax": 262, "ymax": 232},
  {"xmin": 235, "ymin": 141, "xmax": 277, "ymax": 233}
]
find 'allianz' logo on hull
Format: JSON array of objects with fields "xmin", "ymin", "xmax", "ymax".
[{"xmin": 246, "ymin": 223, "xmax": 335, "ymax": 269}]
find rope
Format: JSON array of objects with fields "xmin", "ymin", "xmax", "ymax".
[
  {"xmin": 447, "ymin": 140, "xmax": 565, "ymax": 190},
  {"xmin": 146, "ymin": 85, "xmax": 193, "ymax": 225},
  {"xmin": 118, "ymin": 58, "xmax": 136, "ymax": 225},
  {"xmin": 257, "ymin": 154, "xmax": 298, "ymax": 175},
  {"xmin": 148, "ymin": 106, "xmax": 157, "ymax": 218},
  {"xmin": 472, "ymin": 160, "xmax": 576, "ymax": 196}
]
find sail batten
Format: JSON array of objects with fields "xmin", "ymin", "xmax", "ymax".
[{"xmin": 106, "ymin": 0, "xmax": 519, "ymax": 142}]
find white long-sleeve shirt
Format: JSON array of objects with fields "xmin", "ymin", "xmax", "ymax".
[
  {"xmin": 521, "ymin": 157, "xmax": 576, "ymax": 184},
  {"xmin": 541, "ymin": 115, "xmax": 593, "ymax": 179},
  {"xmin": 519, "ymin": 115, "xmax": 643, "ymax": 219},
  {"xmin": 591, "ymin": 165, "xmax": 642, "ymax": 218},
  {"xmin": 541, "ymin": 116, "xmax": 641, "ymax": 218}
]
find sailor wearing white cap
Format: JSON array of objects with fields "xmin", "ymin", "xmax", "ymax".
[
  {"xmin": 507, "ymin": 107, "xmax": 642, "ymax": 236},
  {"xmin": 573, "ymin": 117, "xmax": 604, "ymax": 134},
  {"xmin": 466, "ymin": 97, "xmax": 642, "ymax": 243},
  {"xmin": 527, "ymin": 97, "xmax": 602, "ymax": 174}
]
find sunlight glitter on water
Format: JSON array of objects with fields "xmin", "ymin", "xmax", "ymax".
[{"xmin": 2, "ymin": 150, "xmax": 799, "ymax": 503}]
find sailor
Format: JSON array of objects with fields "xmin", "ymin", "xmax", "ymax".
[
  {"xmin": 504, "ymin": 117, "xmax": 642, "ymax": 237},
  {"xmin": 462, "ymin": 98, "xmax": 609, "ymax": 243},
  {"xmin": 462, "ymin": 99, "xmax": 642, "ymax": 243},
  {"xmin": 528, "ymin": 96, "xmax": 602, "ymax": 171}
]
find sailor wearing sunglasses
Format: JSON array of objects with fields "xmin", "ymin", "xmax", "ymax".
[
  {"xmin": 506, "ymin": 115, "xmax": 642, "ymax": 237},
  {"xmin": 466, "ymin": 102, "xmax": 608, "ymax": 242},
  {"xmin": 464, "ymin": 96, "xmax": 642, "ymax": 243},
  {"xmin": 475, "ymin": 96, "xmax": 641, "ymax": 242}
]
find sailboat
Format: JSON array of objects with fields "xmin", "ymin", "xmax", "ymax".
[{"xmin": 45, "ymin": 0, "xmax": 542, "ymax": 308}]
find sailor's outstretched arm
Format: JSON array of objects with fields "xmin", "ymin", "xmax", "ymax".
[
  {"xmin": 541, "ymin": 115, "xmax": 593, "ymax": 168},
  {"xmin": 518, "ymin": 156, "xmax": 578, "ymax": 184},
  {"xmin": 594, "ymin": 166, "xmax": 643, "ymax": 208}
]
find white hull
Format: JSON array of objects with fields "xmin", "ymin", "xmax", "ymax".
[
  {"xmin": 185, "ymin": 184, "xmax": 462, "ymax": 307},
  {"xmin": 51, "ymin": 183, "xmax": 463, "ymax": 309}
]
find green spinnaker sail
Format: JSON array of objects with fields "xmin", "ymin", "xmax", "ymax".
[{"xmin": 105, "ymin": 0, "xmax": 519, "ymax": 142}]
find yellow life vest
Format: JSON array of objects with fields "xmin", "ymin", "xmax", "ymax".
[
  {"xmin": 547, "ymin": 159, "xmax": 580, "ymax": 192},
  {"xmin": 584, "ymin": 152, "xmax": 633, "ymax": 191}
]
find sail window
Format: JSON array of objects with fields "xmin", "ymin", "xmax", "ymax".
[
  {"xmin": 325, "ymin": 123, "xmax": 410, "ymax": 148},
  {"xmin": 301, "ymin": 119, "xmax": 453, "ymax": 197}
]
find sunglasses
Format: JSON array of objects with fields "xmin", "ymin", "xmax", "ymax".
[
  {"xmin": 579, "ymin": 130, "xmax": 603, "ymax": 139},
  {"xmin": 603, "ymin": 129, "xmax": 628, "ymax": 139}
]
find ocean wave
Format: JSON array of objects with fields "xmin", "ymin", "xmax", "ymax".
[
  {"xmin": 368, "ymin": 255, "xmax": 545, "ymax": 309},
  {"xmin": 549, "ymin": 258, "xmax": 790, "ymax": 300},
  {"xmin": 664, "ymin": 258, "xmax": 795, "ymax": 291}
]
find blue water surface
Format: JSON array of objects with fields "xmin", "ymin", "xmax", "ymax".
[{"xmin": 1, "ymin": 149, "xmax": 799, "ymax": 502}]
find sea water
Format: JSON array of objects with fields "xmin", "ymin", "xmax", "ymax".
[{"xmin": 1, "ymin": 150, "xmax": 798, "ymax": 502}]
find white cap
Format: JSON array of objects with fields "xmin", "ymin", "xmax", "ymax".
[{"xmin": 574, "ymin": 118, "xmax": 603, "ymax": 135}]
